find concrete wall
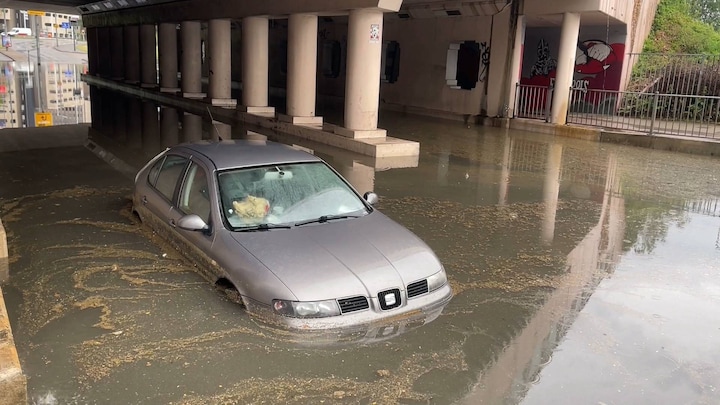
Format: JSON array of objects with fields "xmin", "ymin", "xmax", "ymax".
[
  {"xmin": 521, "ymin": 24, "xmax": 628, "ymax": 92},
  {"xmin": 381, "ymin": 15, "xmax": 492, "ymax": 117}
]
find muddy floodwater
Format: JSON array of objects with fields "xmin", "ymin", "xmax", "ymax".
[{"xmin": 1, "ymin": 109, "xmax": 720, "ymax": 404}]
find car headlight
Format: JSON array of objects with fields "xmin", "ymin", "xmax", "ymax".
[
  {"xmin": 427, "ymin": 269, "xmax": 448, "ymax": 292},
  {"xmin": 272, "ymin": 299, "xmax": 341, "ymax": 318}
]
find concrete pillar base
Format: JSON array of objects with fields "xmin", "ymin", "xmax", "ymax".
[
  {"xmin": 124, "ymin": 80, "xmax": 140, "ymax": 85},
  {"xmin": 278, "ymin": 114, "xmax": 323, "ymax": 127},
  {"xmin": 242, "ymin": 106, "xmax": 276, "ymax": 117},
  {"xmin": 112, "ymin": 76, "xmax": 125, "ymax": 82},
  {"xmin": 183, "ymin": 92, "xmax": 206, "ymax": 99},
  {"xmin": 326, "ymin": 123, "xmax": 387, "ymax": 139},
  {"xmin": 207, "ymin": 98, "xmax": 238, "ymax": 108},
  {"xmin": 141, "ymin": 83, "xmax": 158, "ymax": 89},
  {"xmin": 246, "ymin": 130, "xmax": 268, "ymax": 141},
  {"xmin": 161, "ymin": 87, "xmax": 180, "ymax": 94}
]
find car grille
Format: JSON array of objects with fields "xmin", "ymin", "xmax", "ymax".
[
  {"xmin": 407, "ymin": 279, "xmax": 429, "ymax": 298},
  {"xmin": 338, "ymin": 296, "xmax": 369, "ymax": 313}
]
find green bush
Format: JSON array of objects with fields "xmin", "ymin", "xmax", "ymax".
[{"xmin": 645, "ymin": 0, "xmax": 720, "ymax": 54}]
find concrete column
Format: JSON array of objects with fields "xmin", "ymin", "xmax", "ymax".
[
  {"xmin": 110, "ymin": 26, "xmax": 125, "ymax": 80},
  {"xmin": 241, "ymin": 16, "xmax": 273, "ymax": 115},
  {"xmin": 206, "ymin": 19, "xmax": 236, "ymax": 107},
  {"xmin": 541, "ymin": 143, "xmax": 563, "ymax": 244},
  {"xmin": 506, "ymin": 15, "xmax": 526, "ymax": 118},
  {"xmin": 89, "ymin": 86, "xmax": 101, "ymax": 130},
  {"xmin": 158, "ymin": 23, "xmax": 179, "ymax": 93},
  {"xmin": 182, "ymin": 112, "xmax": 203, "ymax": 142},
  {"xmin": 211, "ymin": 121, "xmax": 232, "ymax": 141},
  {"xmin": 87, "ymin": 27, "xmax": 99, "ymax": 76},
  {"xmin": 113, "ymin": 97, "xmax": 127, "ymax": 142},
  {"xmin": 126, "ymin": 97, "xmax": 143, "ymax": 148},
  {"xmin": 142, "ymin": 101, "xmax": 160, "ymax": 152},
  {"xmin": 160, "ymin": 107, "xmax": 179, "ymax": 147},
  {"xmin": 180, "ymin": 21, "xmax": 204, "ymax": 98},
  {"xmin": 279, "ymin": 14, "xmax": 322, "ymax": 126},
  {"xmin": 124, "ymin": 25, "xmax": 140, "ymax": 84},
  {"xmin": 140, "ymin": 24, "xmax": 158, "ymax": 88},
  {"xmin": 338, "ymin": 162, "xmax": 375, "ymax": 195},
  {"xmin": 498, "ymin": 135, "xmax": 513, "ymax": 206},
  {"xmin": 550, "ymin": 12, "xmax": 580, "ymax": 125},
  {"xmin": 336, "ymin": 9, "xmax": 386, "ymax": 139},
  {"xmin": 97, "ymin": 27, "xmax": 111, "ymax": 77}
]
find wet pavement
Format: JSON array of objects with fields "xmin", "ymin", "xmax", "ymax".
[{"xmin": 1, "ymin": 90, "xmax": 720, "ymax": 405}]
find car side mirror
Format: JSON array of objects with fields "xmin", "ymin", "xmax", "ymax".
[
  {"xmin": 363, "ymin": 192, "xmax": 379, "ymax": 205},
  {"xmin": 177, "ymin": 214, "xmax": 210, "ymax": 232}
]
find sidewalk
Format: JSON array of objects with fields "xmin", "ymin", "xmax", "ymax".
[
  {"xmin": 0, "ymin": 48, "xmax": 27, "ymax": 62},
  {"xmin": 54, "ymin": 42, "xmax": 88, "ymax": 54}
]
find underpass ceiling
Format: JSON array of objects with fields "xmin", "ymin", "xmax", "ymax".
[{"xmin": 0, "ymin": 0, "xmax": 624, "ymax": 27}]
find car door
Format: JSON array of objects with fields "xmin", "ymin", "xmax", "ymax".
[
  {"xmin": 168, "ymin": 158, "xmax": 218, "ymax": 265},
  {"xmin": 139, "ymin": 153, "xmax": 190, "ymax": 230}
]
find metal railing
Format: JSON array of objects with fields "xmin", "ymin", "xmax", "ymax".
[
  {"xmin": 567, "ymin": 88, "xmax": 720, "ymax": 139},
  {"xmin": 514, "ymin": 84, "xmax": 553, "ymax": 121},
  {"xmin": 625, "ymin": 53, "xmax": 720, "ymax": 96}
]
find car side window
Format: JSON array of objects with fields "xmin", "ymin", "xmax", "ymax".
[
  {"xmin": 179, "ymin": 162, "xmax": 211, "ymax": 223},
  {"xmin": 151, "ymin": 155, "xmax": 189, "ymax": 202}
]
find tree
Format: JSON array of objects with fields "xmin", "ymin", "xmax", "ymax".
[{"xmin": 687, "ymin": 0, "xmax": 720, "ymax": 30}]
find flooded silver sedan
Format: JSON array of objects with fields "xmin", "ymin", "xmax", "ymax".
[
  {"xmin": 132, "ymin": 140, "xmax": 452, "ymax": 330},
  {"xmin": 3, "ymin": 99, "xmax": 720, "ymax": 404}
]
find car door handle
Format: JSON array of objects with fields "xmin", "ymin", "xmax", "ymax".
[
  {"xmin": 142, "ymin": 196, "xmax": 148, "ymax": 205},
  {"xmin": 169, "ymin": 219, "xmax": 176, "ymax": 228}
]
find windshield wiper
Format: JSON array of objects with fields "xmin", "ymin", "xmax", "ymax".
[
  {"xmin": 295, "ymin": 214, "xmax": 361, "ymax": 227},
  {"xmin": 236, "ymin": 223, "xmax": 292, "ymax": 232}
]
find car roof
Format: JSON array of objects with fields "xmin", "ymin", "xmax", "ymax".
[{"xmin": 172, "ymin": 140, "xmax": 322, "ymax": 170}]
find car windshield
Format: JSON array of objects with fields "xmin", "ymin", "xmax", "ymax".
[{"xmin": 218, "ymin": 162, "xmax": 369, "ymax": 230}]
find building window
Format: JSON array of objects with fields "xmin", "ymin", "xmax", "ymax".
[
  {"xmin": 381, "ymin": 41, "xmax": 400, "ymax": 84},
  {"xmin": 279, "ymin": 40, "xmax": 287, "ymax": 75},
  {"xmin": 320, "ymin": 40, "xmax": 342, "ymax": 78},
  {"xmin": 446, "ymin": 41, "xmax": 481, "ymax": 90}
]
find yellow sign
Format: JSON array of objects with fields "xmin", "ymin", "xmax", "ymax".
[
  {"xmin": 27, "ymin": 10, "xmax": 44, "ymax": 16},
  {"xmin": 35, "ymin": 112, "xmax": 53, "ymax": 127}
]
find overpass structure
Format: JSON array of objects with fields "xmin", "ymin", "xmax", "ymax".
[{"xmin": 0, "ymin": 0, "xmax": 660, "ymax": 156}]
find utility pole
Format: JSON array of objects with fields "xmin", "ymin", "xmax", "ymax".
[{"xmin": 34, "ymin": 17, "xmax": 40, "ymax": 67}]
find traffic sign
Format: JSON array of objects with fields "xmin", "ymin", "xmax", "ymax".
[
  {"xmin": 35, "ymin": 112, "xmax": 53, "ymax": 127},
  {"xmin": 27, "ymin": 10, "xmax": 44, "ymax": 16},
  {"xmin": 61, "ymin": 22, "xmax": 70, "ymax": 29}
]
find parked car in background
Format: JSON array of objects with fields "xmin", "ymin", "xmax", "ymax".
[
  {"xmin": 132, "ymin": 140, "xmax": 452, "ymax": 331},
  {"xmin": 7, "ymin": 27, "xmax": 32, "ymax": 36}
]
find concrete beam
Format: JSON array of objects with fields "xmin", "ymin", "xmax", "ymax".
[{"xmin": 83, "ymin": 0, "xmax": 403, "ymax": 27}]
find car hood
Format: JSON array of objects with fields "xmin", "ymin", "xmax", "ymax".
[{"xmin": 228, "ymin": 212, "xmax": 442, "ymax": 301}]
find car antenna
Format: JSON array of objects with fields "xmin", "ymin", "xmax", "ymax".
[{"xmin": 206, "ymin": 106, "xmax": 224, "ymax": 141}]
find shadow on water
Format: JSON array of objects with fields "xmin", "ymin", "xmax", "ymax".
[{"xmin": 1, "ymin": 79, "xmax": 720, "ymax": 404}]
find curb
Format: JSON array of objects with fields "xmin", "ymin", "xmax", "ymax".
[{"xmin": 0, "ymin": 218, "xmax": 27, "ymax": 405}]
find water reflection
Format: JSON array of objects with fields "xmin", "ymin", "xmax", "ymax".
[
  {"xmin": 3, "ymin": 86, "xmax": 720, "ymax": 404},
  {"xmin": 0, "ymin": 61, "xmax": 89, "ymax": 128}
]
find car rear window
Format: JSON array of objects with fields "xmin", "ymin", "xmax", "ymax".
[{"xmin": 151, "ymin": 155, "xmax": 188, "ymax": 201}]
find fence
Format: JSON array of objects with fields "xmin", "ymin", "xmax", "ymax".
[
  {"xmin": 514, "ymin": 84, "xmax": 553, "ymax": 121},
  {"xmin": 567, "ymin": 88, "xmax": 720, "ymax": 139},
  {"xmin": 514, "ymin": 53, "xmax": 720, "ymax": 139}
]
